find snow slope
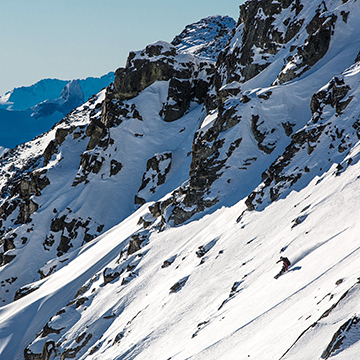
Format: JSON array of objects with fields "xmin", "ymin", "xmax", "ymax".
[
  {"xmin": 2, "ymin": 139, "xmax": 360, "ymax": 360},
  {"xmin": 0, "ymin": 3, "xmax": 360, "ymax": 360}
]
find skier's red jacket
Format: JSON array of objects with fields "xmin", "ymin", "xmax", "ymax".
[{"xmin": 277, "ymin": 257, "xmax": 291, "ymax": 271}]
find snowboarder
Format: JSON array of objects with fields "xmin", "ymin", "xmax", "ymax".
[{"xmin": 274, "ymin": 256, "xmax": 291, "ymax": 279}]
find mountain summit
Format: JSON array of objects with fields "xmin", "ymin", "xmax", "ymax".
[{"xmin": 1, "ymin": 3, "xmax": 360, "ymax": 359}]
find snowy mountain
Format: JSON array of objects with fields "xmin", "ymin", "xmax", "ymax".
[
  {"xmin": 0, "ymin": 73, "xmax": 114, "ymax": 148},
  {"xmin": 0, "ymin": 4, "xmax": 360, "ymax": 360},
  {"xmin": 171, "ymin": 15, "xmax": 237, "ymax": 60}
]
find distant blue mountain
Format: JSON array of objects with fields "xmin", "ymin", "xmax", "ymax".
[{"xmin": 0, "ymin": 72, "xmax": 114, "ymax": 148}]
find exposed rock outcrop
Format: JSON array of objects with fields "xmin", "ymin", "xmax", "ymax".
[
  {"xmin": 216, "ymin": 0, "xmax": 306, "ymax": 86},
  {"xmin": 245, "ymin": 66, "xmax": 357, "ymax": 211},
  {"xmin": 275, "ymin": 6, "xmax": 337, "ymax": 84},
  {"xmin": 321, "ymin": 316, "xmax": 360, "ymax": 359},
  {"xmin": 135, "ymin": 152, "xmax": 172, "ymax": 206},
  {"xmin": 103, "ymin": 41, "xmax": 215, "ymax": 125},
  {"xmin": 171, "ymin": 15, "xmax": 237, "ymax": 61}
]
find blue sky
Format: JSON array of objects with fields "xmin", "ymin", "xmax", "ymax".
[{"xmin": 0, "ymin": 0, "xmax": 243, "ymax": 95}]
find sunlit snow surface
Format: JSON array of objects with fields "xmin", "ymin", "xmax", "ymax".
[{"xmin": 2, "ymin": 148, "xmax": 360, "ymax": 360}]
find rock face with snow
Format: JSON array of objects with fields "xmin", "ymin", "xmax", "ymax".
[
  {"xmin": 171, "ymin": 15, "xmax": 237, "ymax": 61},
  {"xmin": 107, "ymin": 41, "xmax": 214, "ymax": 123},
  {"xmin": 246, "ymin": 67, "xmax": 360, "ymax": 211},
  {"xmin": 1, "ymin": 4, "xmax": 360, "ymax": 360},
  {"xmin": 150, "ymin": 0, "xmax": 360, "ymax": 226}
]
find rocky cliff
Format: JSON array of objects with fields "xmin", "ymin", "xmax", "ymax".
[{"xmin": 0, "ymin": 14, "xmax": 234, "ymax": 306}]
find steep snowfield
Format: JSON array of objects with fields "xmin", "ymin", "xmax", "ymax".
[
  {"xmin": 0, "ymin": 2, "xmax": 360, "ymax": 359},
  {"xmin": 2, "ymin": 140, "xmax": 360, "ymax": 360}
]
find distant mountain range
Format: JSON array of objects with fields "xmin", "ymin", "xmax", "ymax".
[{"xmin": 0, "ymin": 73, "xmax": 114, "ymax": 148}]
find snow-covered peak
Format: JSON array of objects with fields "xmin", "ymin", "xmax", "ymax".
[
  {"xmin": 127, "ymin": 40, "xmax": 177, "ymax": 65},
  {"xmin": 171, "ymin": 15, "xmax": 237, "ymax": 60},
  {"xmin": 0, "ymin": 73, "xmax": 114, "ymax": 111},
  {"xmin": 30, "ymin": 79, "xmax": 85, "ymax": 119},
  {"xmin": 61, "ymin": 80, "xmax": 84, "ymax": 102},
  {"xmin": 0, "ymin": 79, "xmax": 68, "ymax": 111},
  {"xmin": 0, "ymin": 73, "xmax": 114, "ymax": 149}
]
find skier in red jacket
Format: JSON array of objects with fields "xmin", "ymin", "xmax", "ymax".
[{"xmin": 275, "ymin": 256, "xmax": 291, "ymax": 279}]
